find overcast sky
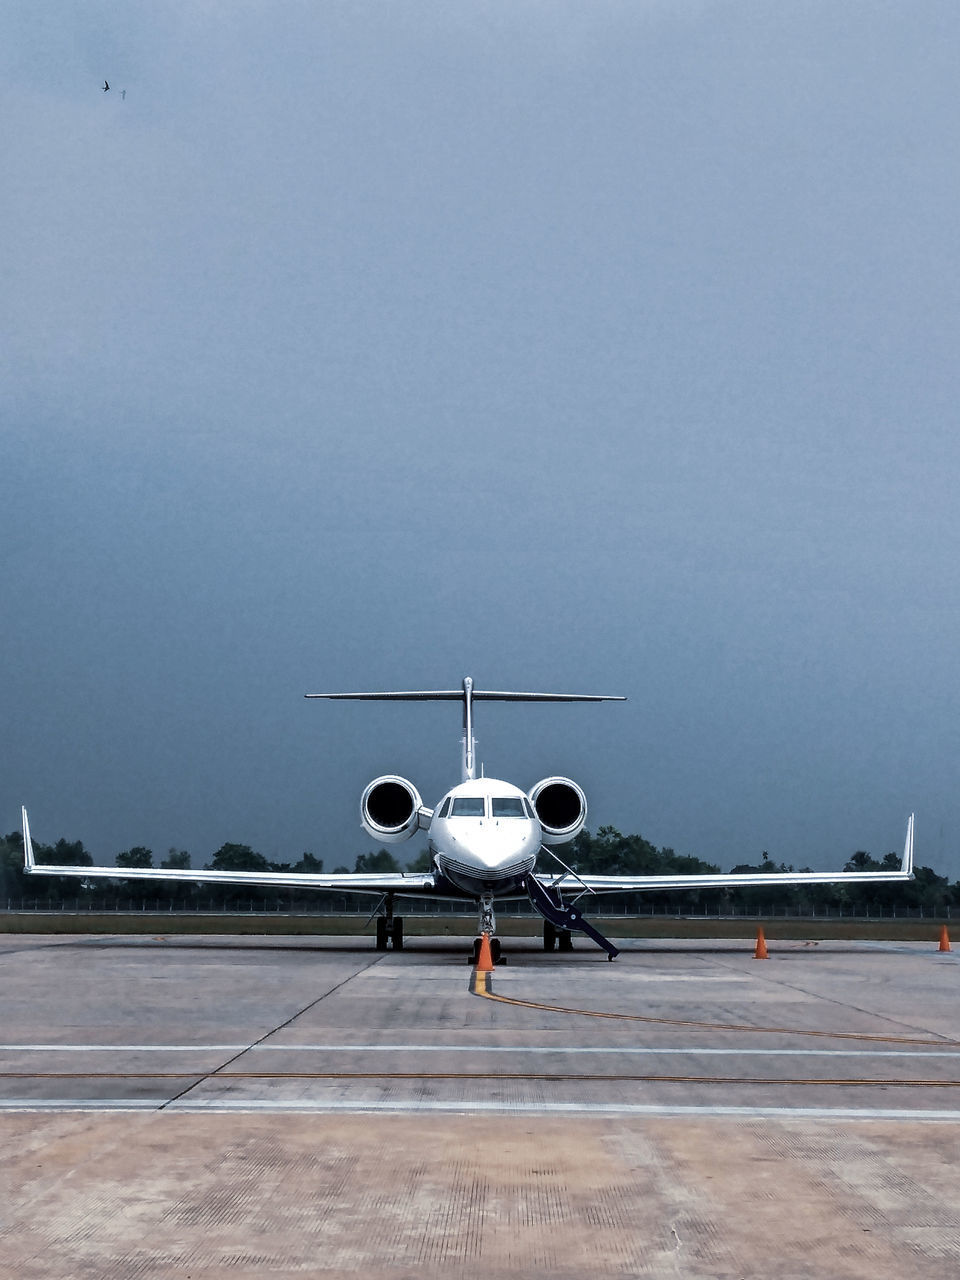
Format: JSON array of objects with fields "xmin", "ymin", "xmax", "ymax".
[{"xmin": 3, "ymin": 2, "xmax": 959, "ymax": 878}]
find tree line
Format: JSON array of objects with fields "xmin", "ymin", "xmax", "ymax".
[{"xmin": 0, "ymin": 824, "xmax": 953, "ymax": 916}]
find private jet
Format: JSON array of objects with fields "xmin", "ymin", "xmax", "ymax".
[{"xmin": 21, "ymin": 677, "xmax": 915, "ymax": 961}]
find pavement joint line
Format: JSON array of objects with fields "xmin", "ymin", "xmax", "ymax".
[
  {"xmin": 157, "ymin": 951, "xmax": 387, "ymax": 1110},
  {"xmin": 469, "ymin": 969, "xmax": 960, "ymax": 1046},
  {"xmin": 707, "ymin": 949, "xmax": 956, "ymax": 1044}
]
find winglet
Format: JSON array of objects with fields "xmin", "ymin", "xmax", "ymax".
[
  {"xmin": 21, "ymin": 806, "xmax": 36, "ymax": 870},
  {"xmin": 903, "ymin": 812, "xmax": 915, "ymax": 877}
]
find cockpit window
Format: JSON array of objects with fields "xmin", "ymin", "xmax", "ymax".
[
  {"xmin": 491, "ymin": 797, "xmax": 526, "ymax": 818},
  {"xmin": 437, "ymin": 796, "xmax": 452, "ymax": 818},
  {"xmin": 451, "ymin": 797, "xmax": 485, "ymax": 817}
]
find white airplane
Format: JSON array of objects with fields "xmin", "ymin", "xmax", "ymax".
[{"xmin": 21, "ymin": 677, "xmax": 915, "ymax": 961}]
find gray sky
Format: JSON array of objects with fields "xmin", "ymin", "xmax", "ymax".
[{"xmin": 3, "ymin": 2, "xmax": 959, "ymax": 877}]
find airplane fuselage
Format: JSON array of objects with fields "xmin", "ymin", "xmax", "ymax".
[{"xmin": 427, "ymin": 777, "xmax": 540, "ymax": 897}]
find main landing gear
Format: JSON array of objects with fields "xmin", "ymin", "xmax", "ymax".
[
  {"xmin": 542, "ymin": 921, "xmax": 573, "ymax": 952},
  {"xmin": 375, "ymin": 894, "xmax": 404, "ymax": 951}
]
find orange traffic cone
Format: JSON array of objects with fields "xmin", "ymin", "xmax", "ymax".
[
  {"xmin": 939, "ymin": 925, "xmax": 952, "ymax": 953},
  {"xmin": 754, "ymin": 926, "xmax": 768, "ymax": 959},
  {"xmin": 475, "ymin": 931, "xmax": 495, "ymax": 972}
]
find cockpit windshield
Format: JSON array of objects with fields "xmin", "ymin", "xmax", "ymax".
[
  {"xmin": 491, "ymin": 797, "xmax": 527, "ymax": 818},
  {"xmin": 451, "ymin": 797, "xmax": 485, "ymax": 818}
]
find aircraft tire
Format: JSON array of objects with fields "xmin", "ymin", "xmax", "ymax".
[
  {"xmin": 543, "ymin": 921, "xmax": 557, "ymax": 951},
  {"xmin": 557, "ymin": 930, "xmax": 573, "ymax": 952},
  {"xmin": 391, "ymin": 916, "xmax": 404, "ymax": 950},
  {"xmin": 376, "ymin": 917, "xmax": 388, "ymax": 951}
]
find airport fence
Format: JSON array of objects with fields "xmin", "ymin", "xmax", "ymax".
[{"xmin": 1, "ymin": 898, "xmax": 952, "ymax": 921}]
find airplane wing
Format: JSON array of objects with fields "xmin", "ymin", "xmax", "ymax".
[
  {"xmin": 535, "ymin": 813, "xmax": 915, "ymax": 894},
  {"xmin": 20, "ymin": 808, "xmax": 436, "ymax": 895},
  {"xmin": 21, "ymin": 808, "xmax": 916, "ymax": 899}
]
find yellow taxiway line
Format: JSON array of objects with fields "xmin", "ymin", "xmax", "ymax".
[{"xmin": 469, "ymin": 968, "xmax": 959, "ymax": 1047}]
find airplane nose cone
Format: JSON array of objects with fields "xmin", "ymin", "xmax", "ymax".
[
  {"xmin": 466, "ymin": 825, "xmax": 538, "ymax": 871},
  {"xmin": 435, "ymin": 818, "xmax": 538, "ymax": 895}
]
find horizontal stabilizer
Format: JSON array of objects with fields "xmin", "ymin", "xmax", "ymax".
[
  {"xmin": 306, "ymin": 689, "xmax": 625, "ymax": 702},
  {"xmin": 306, "ymin": 676, "xmax": 625, "ymax": 782}
]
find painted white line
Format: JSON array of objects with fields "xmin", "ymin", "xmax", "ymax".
[
  {"xmin": 2, "ymin": 1099, "xmax": 960, "ymax": 1119},
  {"xmin": 164, "ymin": 1101, "xmax": 960, "ymax": 1119},
  {"xmin": 246, "ymin": 1045, "xmax": 960, "ymax": 1059},
  {"xmin": 0, "ymin": 1045, "xmax": 246, "ymax": 1052},
  {"xmin": 0, "ymin": 1100, "xmax": 160, "ymax": 1111},
  {"xmin": 590, "ymin": 975, "xmax": 752, "ymax": 982},
  {"xmin": 3, "ymin": 1044, "xmax": 960, "ymax": 1059}
]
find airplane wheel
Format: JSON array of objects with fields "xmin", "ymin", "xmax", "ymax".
[
  {"xmin": 491, "ymin": 938, "xmax": 502, "ymax": 963},
  {"xmin": 467, "ymin": 937, "xmax": 481, "ymax": 965},
  {"xmin": 375, "ymin": 917, "xmax": 388, "ymax": 951},
  {"xmin": 543, "ymin": 922, "xmax": 557, "ymax": 951},
  {"xmin": 558, "ymin": 930, "xmax": 573, "ymax": 952},
  {"xmin": 391, "ymin": 917, "xmax": 404, "ymax": 950}
]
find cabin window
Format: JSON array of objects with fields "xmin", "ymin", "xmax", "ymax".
[
  {"xmin": 491, "ymin": 797, "xmax": 526, "ymax": 818},
  {"xmin": 451, "ymin": 797, "xmax": 486, "ymax": 817}
]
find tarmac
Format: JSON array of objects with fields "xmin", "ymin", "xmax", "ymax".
[{"xmin": 2, "ymin": 931, "xmax": 960, "ymax": 1278}]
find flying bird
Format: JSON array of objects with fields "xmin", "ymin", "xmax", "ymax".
[{"xmin": 103, "ymin": 80, "xmax": 109, "ymax": 92}]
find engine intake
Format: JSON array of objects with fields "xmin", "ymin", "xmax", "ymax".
[
  {"xmin": 360, "ymin": 775, "xmax": 424, "ymax": 844},
  {"xmin": 528, "ymin": 776, "xmax": 587, "ymax": 845}
]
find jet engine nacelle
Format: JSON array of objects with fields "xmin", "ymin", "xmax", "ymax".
[
  {"xmin": 528, "ymin": 776, "xmax": 587, "ymax": 845},
  {"xmin": 360, "ymin": 775, "xmax": 425, "ymax": 844}
]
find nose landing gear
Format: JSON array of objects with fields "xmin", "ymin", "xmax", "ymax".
[
  {"xmin": 467, "ymin": 893, "xmax": 505, "ymax": 964},
  {"xmin": 469, "ymin": 934, "xmax": 503, "ymax": 965}
]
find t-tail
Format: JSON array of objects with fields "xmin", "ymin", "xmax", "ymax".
[{"xmin": 305, "ymin": 676, "xmax": 626, "ymax": 781}]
